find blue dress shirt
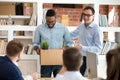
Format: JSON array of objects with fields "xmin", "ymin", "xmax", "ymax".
[
  {"xmin": 70, "ymin": 22, "xmax": 103, "ymax": 56},
  {"xmin": 0, "ymin": 56, "xmax": 24, "ymax": 80},
  {"xmin": 33, "ymin": 22, "xmax": 73, "ymax": 48}
]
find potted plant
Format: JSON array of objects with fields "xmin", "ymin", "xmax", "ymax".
[{"xmin": 41, "ymin": 41, "xmax": 49, "ymax": 50}]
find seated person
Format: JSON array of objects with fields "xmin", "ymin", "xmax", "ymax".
[
  {"xmin": 106, "ymin": 47, "xmax": 120, "ymax": 80},
  {"xmin": 54, "ymin": 47, "xmax": 85, "ymax": 80},
  {"xmin": 0, "ymin": 40, "xmax": 39, "ymax": 80},
  {"xmin": 88, "ymin": 47, "xmax": 120, "ymax": 80}
]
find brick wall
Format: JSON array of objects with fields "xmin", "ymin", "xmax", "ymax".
[
  {"xmin": 54, "ymin": 8, "xmax": 82, "ymax": 26},
  {"xmin": 99, "ymin": 5, "xmax": 108, "ymax": 15},
  {"xmin": 43, "ymin": 4, "xmax": 120, "ymax": 27},
  {"xmin": 43, "ymin": 3, "xmax": 53, "ymax": 8},
  {"xmin": 43, "ymin": 3, "xmax": 90, "ymax": 26}
]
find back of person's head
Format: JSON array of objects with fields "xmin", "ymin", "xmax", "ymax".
[
  {"xmin": 46, "ymin": 9, "xmax": 56, "ymax": 17},
  {"xmin": 106, "ymin": 47, "xmax": 120, "ymax": 80},
  {"xmin": 6, "ymin": 40, "xmax": 23, "ymax": 57},
  {"xmin": 63, "ymin": 47, "xmax": 82, "ymax": 71},
  {"xmin": 83, "ymin": 6, "xmax": 95, "ymax": 15}
]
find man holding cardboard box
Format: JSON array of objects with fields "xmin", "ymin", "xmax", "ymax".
[{"xmin": 33, "ymin": 9, "xmax": 73, "ymax": 78}]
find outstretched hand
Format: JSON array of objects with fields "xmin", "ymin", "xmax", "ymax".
[
  {"xmin": 75, "ymin": 43, "xmax": 82, "ymax": 50},
  {"xmin": 34, "ymin": 46, "xmax": 41, "ymax": 55},
  {"xmin": 32, "ymin": 72, "xmax": 40, "ymax": 80}
]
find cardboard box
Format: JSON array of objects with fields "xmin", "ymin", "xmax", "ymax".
[
  {"xmin": 0, "ymin": 2, "xmax": 15, "ymax": 15},
  {"xmin": 40, "ymin": 49, "xmax": 63, "ymax": 65}
]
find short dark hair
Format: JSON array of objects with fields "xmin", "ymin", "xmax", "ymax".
[
  {"xmin": 46, "ymin": 9, "xmax": 56, "ymax": 17},
  {"xmin": 63, "ymin": 47, "xmax": 82, "ymax": 71},
  {"xmin": 6, "ymin": 40, "xmax": 23, "ymax": 57},
  {"xmin": 83, "ymin": 6, "xmax": 95, "ymax": 15}
]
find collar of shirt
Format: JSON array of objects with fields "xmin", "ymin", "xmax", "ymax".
[
  {"xmin": 4, "ymin": 56, "xmax": 12, "ymax": 63},
  {"xmin": 5, "ymin": 56, "xmax": 18, "ymax": 66},
  {"xmin": 65, "ymin": 71, "xmax": 80, "ymax": 74},
  {"xmin": 84, "ymin": 21, "xmax": 95, "ymax": 28}
]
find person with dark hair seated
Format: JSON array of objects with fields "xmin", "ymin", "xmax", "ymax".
[
  {"xmin": 54, "ymin": 47, "xmax": 85, "ymax": 80},
  {"xmin": 106, "ymin": 47, "xmax": 120, "ymax": 80},
  {"xmin": 88, "ymin": 47, "xmax": 120, "ymax": 80}
]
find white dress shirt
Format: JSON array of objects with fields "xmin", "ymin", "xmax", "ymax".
[{"xmin": 54, "ymin": 71, "xmax": 85, "ymax": 80}]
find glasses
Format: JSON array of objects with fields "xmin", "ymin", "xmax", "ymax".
[{"xmin": 82, "ymin": 13, "xmax": 93, "ymax": 17}]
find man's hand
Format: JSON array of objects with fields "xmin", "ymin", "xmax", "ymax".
[
  {"xmin": 72, "ymin": 37, "xmax": 79, "ymax": 42},
  {"xmin": 34, "ymin": 46, "xmax": 41, "ymax": 55},
  {"xmin": 75, "ymin": 43, "xmax": 82, "ymax": 50},
  {"xmin": 36, "ymin": 48, "xmax": 41, "ymax": 55},
  {"xmin": 31, "ymin": 72, "xmax": 40, "ymax": 80}
]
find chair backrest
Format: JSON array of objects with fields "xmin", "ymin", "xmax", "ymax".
[
  {"xmin": 86, "ymin": 52, "xmax": 107, "ymax": 79},
  {"xmin": 18, "ymin": 54, "xmax": 40, "ymax": 75},
  {"xmin": 86, "ymin": 52, "xmax": 97, "ymax": 78}
]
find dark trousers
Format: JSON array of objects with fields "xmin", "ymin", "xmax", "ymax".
[
  {"xmin": 41, "ymin": 65, "xmax": 62, "ymax": 77},
  {"xmin": 80, "ymin": 56, "xmax": 87, "ymax": 76}
]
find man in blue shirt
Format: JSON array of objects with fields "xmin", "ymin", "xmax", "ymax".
[
  {"xmin": 33, "ymin": 9, "xmax": 73, "ymax": 77},
  {"xmin": 71, "ymin": 6, "xmax": 103, "ymax": 75},
  {"xmin": 0, "ymin": 40, "xmax": 24, "ymax": 80},
  {"xmin": 0, "ymin": 40, "xmax": 40, "ymax": 80}
]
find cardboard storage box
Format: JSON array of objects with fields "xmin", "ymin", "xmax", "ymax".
[
  {"xmin": 0, "ymin": 2, "xmax": 15, "ymax": 15},
  {"xmin": 40, "ymin": 49, "xmax": 63, "ymax": 65}
]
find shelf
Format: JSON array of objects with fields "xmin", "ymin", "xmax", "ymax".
[
  {"xmin": 0, "ymin": 0, "xmax": 120, "ymax": 4},
  {"xmin": 0, "ymin": 15, "xmax": 30, "ymax": 19},
  {"xmin": 67, "ymin": 26, "xmax": 120, "ymax": 32},
  {"xmin": 13, "ymin": 36, "xmax": 33, "ymax": 39},
  {"xmin": 100, "ymin": 27, "xmax": 120, "ymax": 32},
  {"xmin": 0, "ymin": 0, "xmax": 38, "ymax": 2},
  {"xmin": 0, "ymin": 25, "xmax": 36, "ymax": 41},
  {"xmin": 0, "ymin": 25, "xmax": 36, "ymax": 31},
  {"xmin": 41, "ymin": 0, "xmax": 120, "ymax": 4},
  {"xmin": 0, "ymin": 36, "xmax": 7, "ymax": 38}
]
